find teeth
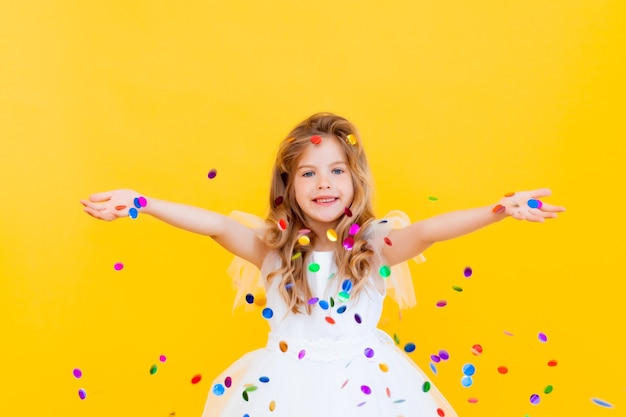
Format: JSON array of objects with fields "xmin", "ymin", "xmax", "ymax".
[{"xmin": 317, "ymin": 198, "xmax": 335, "ymax": 203}]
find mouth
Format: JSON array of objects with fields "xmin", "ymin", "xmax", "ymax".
[{"xmin": 314, "ymin": 197, "xmax": 338, "ymax": 204}]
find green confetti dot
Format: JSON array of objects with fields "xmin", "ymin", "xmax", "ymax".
[
  {"xmin": 422, "ymin": 381, "xmax": 431, "ymax": 392},
  {"xmin": 428, "ymin": 196, "xmax": 439, "ymax": 201},
  {"xmin": 379, "ymin": 265, "xmax": 391, "ymax": 278},
  {"xmin": 393, "ymin": 333, "xmax": 400, "ymax": 345},
  {"xmin": 544, "ymin": 385, "xmax": 553, "ymax": 394},
  {"xmin": 149, "ymin": 364, "xmax": 157, "ymax": 375},
  {"xmin": 308, "ymin": 263, "xmax": 320, "ymax": 272},
  {"xmin": 452, "ymin": 286, "xmax": 463, "ymax": 292}
]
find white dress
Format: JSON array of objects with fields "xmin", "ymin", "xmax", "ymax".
[{"xmin": 201, "ymin": 214, "xmax": 458, "ymax": 417}]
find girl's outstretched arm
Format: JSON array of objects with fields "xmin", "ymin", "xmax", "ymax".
[
  {"xmin": 383, "ymin": 188, "xmax": 565, "ymax": 266},
  {"xmin": 80, "ymin": 189, "xmax": 268, "ymax": 268}
]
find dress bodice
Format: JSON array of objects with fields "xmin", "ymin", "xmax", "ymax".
[{"xmin": 263, "ymin": 251, "xmax": 384, "ymax": 341}]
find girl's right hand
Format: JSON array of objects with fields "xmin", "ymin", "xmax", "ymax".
[{"xmin": 80, "ymin": 189, "xmax": 143, "ymax": 221}]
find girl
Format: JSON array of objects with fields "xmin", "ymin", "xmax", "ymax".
[{"xmin": 81, "ymin": 113, "xmax": 564, "ymax": 417}]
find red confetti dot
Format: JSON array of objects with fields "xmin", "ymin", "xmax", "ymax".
[
  {"xmin": 310, "ymin": 135, "xmax": 322, "ymax": 144},
  {"xmin": 191, "ymin": 374, "xmax": 202, "ymax": 384},
  {"xmin": 344, "ymin": 207, "xmax": 353, "ymax": 217},
  {"xmin": 384, "ymin": 237, "xmax": 392, "ymax": 246},
  {"xmin": 325, "ymin": 316, "xmax": 335, "ymax": 324},
  {"xmin": 471, "ymin": 344, "xmax": 483, "ymax": 356},
  {"xmin": 278, "ymin": 219, "xmax": 288, "ymax": 230},
  {"xmin": 548, "ymin": 360, "xmax": 558, "ymax": 367},
  {"xmin": 497, "ymin": 366, "xmax": 508, "ymax": 374},
  {"xmin": 274, "ymin": 196, "xmax": 284, "ymax": 207},
  {"xmin": 468, "ymin": 397, "xmax": 478, "ymax": 403},
  {"xmin": 437, "ymin": 408, "xmax": 445, "ymax": 416},
  {"xmin": 114, "ymin": 205, "xmax": 126, "ymax": 210}
]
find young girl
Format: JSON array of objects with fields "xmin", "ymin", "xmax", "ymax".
[{"xmin": 81, "ymin": 113, "xmax": 564, "ymax": 417}]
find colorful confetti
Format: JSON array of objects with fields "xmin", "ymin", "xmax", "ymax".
[{"xmin": 207, "ymin": 169, "xmax": 217, "ymax": 179}]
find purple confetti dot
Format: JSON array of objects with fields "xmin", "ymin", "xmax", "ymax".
[
  {"xmin": 463, "ymin": 266, "xmax": 473, "ymax": 278},
  {"xmin": 298, "ymin": 350, "xmax": 306, "ymax": 360},
  {"xmin": 438, "ymin": 350, "xmax": 450, "ymax": 360},
  {"xmin": 364, "ymin": 348, "xmax": 374, "ymax": 358},
  {"xmin": 354, "ymin": 313, "xmax": 362, "ymax": 324},
  {"xmin": 361, "ymin": 385, "xmax": 372, "ymax": 395},
  {"xmin": 530, "ymin": 394, "xmax": 541, "ymax": 405},
  {"xmin": 436, "ymin": 300, "xmax": 447, "ymax": 308},
  {"xmin": 78, "ymin": 388, "xmax": 87, "ymax": 400},
  {"xmin": 431, "ymin": 354, "xmax": 441, "ymax": 363},
  {"xmin": 72, "ymin": 368, "xmax": 82, "ymax": 379},
  {"xmin": 538, "ymin": 332, "xmax": 548, "ymax": 343},
  {"xmin": 207, "ymin": 169, "xmax": 217, "ymax": 179}
]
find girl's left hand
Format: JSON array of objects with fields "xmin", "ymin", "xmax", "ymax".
[{"xmin": 496, "ymin": 188, "xmax": 566, "ymax": 222}]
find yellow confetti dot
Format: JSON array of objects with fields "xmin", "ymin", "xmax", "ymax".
[
  {"xmin": 291, "ymin": 252, "xmax": 302, "ymax": 261},
  {"xmin": 298, "ymin": 235, "xmax": 310, "ymax": 245},
  {"xmin": 326, "ymin": 229, "xmax": 338, "ymax": 242},
  {"xmin": 346, "ymin": 134, "xmax": 357, "ymax": 145},
  {"xmin": 379, "ymin": 363, "xmax": 389, "ymax": 372},
  {"xmin": 269, "ymin": 400, "xmax": 276, "ymax": 411},
  {"xmin": 254, "ymin": 295, "xmax": 267, "ymax": 306}
]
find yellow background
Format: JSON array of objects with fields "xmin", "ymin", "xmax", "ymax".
[{"xmin": 1, "ymin": 1, "xmax": 624, "ymax": 416}]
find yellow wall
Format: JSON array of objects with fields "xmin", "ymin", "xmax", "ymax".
[{"xmin": 1, "ymin": 1, "xmax": 624, "ymax": 416}]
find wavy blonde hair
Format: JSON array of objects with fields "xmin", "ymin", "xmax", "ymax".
[{"xmin": 264, "ymin": 113, "xmax": 377, "ymax": 313}]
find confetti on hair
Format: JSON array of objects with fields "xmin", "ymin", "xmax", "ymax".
[
  {"xmin": 310, "ymin": 135, "xmax": 322, "ymax": 144},
  {"xmin": 344, "ymin": 207, "xmax": 353, "ymax": 217},
  {"xmin": 346, "ymin": 134, "xmax": 357, "ymax": 145},
  {"xmin": 326, "ymin": 229, "xmax": 338, "ymax": 242},
  {"xmin": 274, "ymin": 196, "xmax": 284, "ymax": 207}
]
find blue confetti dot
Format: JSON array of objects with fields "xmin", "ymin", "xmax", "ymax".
[
  {"xmin": 461, "ymin": 376, "xmax": 473, "ymax": 387},
  {"xmin": 262, "ymin": 308, "xmax": 273, "ymax": 319},
  {"xmin": 404, "ymin": 343, "xmax": 416, "ymax": 353},
  {"xmin": 527, "ymin": 199, "xmax": 541, "ymax": 209},
  {"xmin": 342, "ymin": 279, "xmax": 353, "ymax": 292},
  {"xmin": 337, "ymin": 305, "xmax": 347, "ymax": 314},
  {"xmin": 319, "ymin": 300, "xmax": 329, "ymax": 310},
  {"xmin": 128, "ymin": 208, "xmax": 138, "ymax": 219},
  {"xmin": 133, "ymin": 197, "xmax": 142, "ymax": 209},
  {"xmin": 245, "ymin": 294, "xmax": 254, "ymax": 304},
  {"xmin": 462, "ymin": 363, "xmax": 476, "ymax": 376},
  {"xmin": 430, "ymin": 362, "xmax": 438, "ymax": 374},
  {"xmin": 212, "ymin": 383, "xmax": 225, "ymax": 396},
  {"xmin": 259, "ymin": 376, "xmax": 270, "ymax": 383}
]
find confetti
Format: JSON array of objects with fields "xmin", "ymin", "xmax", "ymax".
[
  {"xmin": 354, "ymin": 314, "xmax": 362, "ymax": 324},
  {"xmin": 308, "ymin": 263, "xmax": 320, "ymax": 273},
  {"xmin": 212, "ymin": 384, "xmax": 225, "ymax": 396},
  {"xmin": 364, "ymin": 348, "xmax": 375, "ymax": 358},
  {"xmin": 527, "ymin": 199, "xmax": 543, "ymax": 209},
  {"xmin": 361, "ymin": 385, "xmax": 372, "ymax": 395},
  {"xmin": 422, "ymin": 381, "xmax": 431, "ymax": 392},
  {"xmin": 404, "ymin": 343, "xmax": 416, "ymax": 353},
  {"xmin": 497, "ymin": 366, "xmax": 509, "ymax": 374},
  {"xmin": 349, "ymin": 224, "xmax": 360, "ymax": 235},
  {"xmin": 207, "ymin": 169, "xmax": 217, "ymax": 179},
  {"xmin": 338, "ymin": 291, "xmax": 350, "ymax": 301},
  {"xmin": 318, "ymin": 300, "xmax": 329, "ymax": 310},
  {"xmin": 471, "ymin": 344, "xmax": 483, "ymax": 356},
  {"xmin": 262, "ymin": 308, "xmax": 274, "ymax": 319},
  {"xmin": 72, "ymin": 368, "xmax": 82, "ymax": 379},
  {"xmin": 279, "ymin": 341, "xmax": 288, "ymax": 352},
  {"xmin": 278, "ymin": 219, "xmax": 288, "ymax": 231},
  {"xmin": 269, "ymin": 400, "xmax": 276, "ymax": 411},
  {"xmin": 343, "ymin": 237, "xmax": 355, "ymax": 250},
  {"xmin": 530, "ymin": 394, "xmax": 541, "ymax": 405},
  {"xmin": 384, "ymin": 237, "xmax": 392, "ymax": 246},
  {"xmin": 149, "ymin": 364, "xmax": 158, "ymax": 375},
  {"xmin": 439, "ymin": 350, "xmax": 450, "ymax": 360},
  {"xmin": 114, "ymin": 205, "xmax": 126, "ymax": 210},
  {"xmin": 437, "ymin": 408, "xmax": 445, "ymax": 416},
  {"xmin": 159, "ymin": 355, "xmax": 167, "ymax": 362},
  {"xmin": 344, "ymin": 207, "xmax": 353, "ymax": 217},
  {"xmin": 436, "ymin": 300, "xmax": 447, "ymax": 308},
  {"xmin": 538, "ymin": 332, "xmax": 548, "ymax": 343},
  {"xmin": 463, "ymin": 267, "xmax": 473, "ymax": 278},
  {"xmin": 547, "ymin": 359, "xmax": 558, "ymax": 367},
  {"xmin": 129, "ymin": 207, "xmax": 138, "ymax": 219},
  {"xmin": 259, "ymin": 376, "xmax": 270, "ymax": 383},
  {"xmin": 346, "ymin": 134, "xmax": 357, "ymax": 145},
  {"xmin": 298, "ymin": 350, "xmax": 306, "ymax": 360},
  {"xmin": 191, "ymin": 374, "xmax": 202, "ymax": 384},
  {"xmin": 431, "ymin": 355, "xmax": 441, "ymax": 363},
  {"xmin": 544, "ymin": 385, "xmax": 553, "ymax": 394},
  {"xmin": 78, "ymin": 388, "xmax": 87, "ymax": 400},
  {"xmin": 379, "ymin": 363, "xmax": 389, "ymax": 372},
  {"xmin": 379, "ymin": 265, "xmax": 391, "ymax": 278},
  {"xmin": 462, "ymin": 364, "xmax": 476, "ymax": 376},
  {"xmin": 326, "ymin": 229, "xmax": 338, "ymax": 242},
  {"xmin": 298, "ymin": 235, "xmax": 310, "ymax": 246},
  {"xmin": 428, "ymin": 196, "xmax": 439, "ymax": 201},
  {"xmin": 308, "ymin": 297, "xmax": 319, "ymax": 304},
  {"xmin": 325, "ymin": 316, "xmax": 336, "ymax": 324},
  {"xmin": 591, "ymin": 398, "xmax": 614, "ymax": 408},
  {"xmin": 225, "ymin": 376, "xmax": 232, "ymax": 387},
  {"xmin": 245, "ymin": 294, "xmax": 255, "ymax": 304},
  {"xmin": 274, "ymin": 196, "xmax": 284, "ymax": 207},
  {"xmin": 492, "ymin": 204, "xmax": 506, "ymax": 214},
  {"xmin": 461, "ymin": 376, "xmax": 473, "ymax": 387},
  {"xmin": 310, "ymin": 135, "xmax": 322, "ymax": 144},
  {"xmin": 114, "ymin": 262, "xmax": 124, "ymax": 271},
  {"xmin": 468, "ymin": 398, "xmax": 478, "ymax": 403},
  {"xmin": 452, "ymin": 285, "xmax": 463, "ymax": 292}
]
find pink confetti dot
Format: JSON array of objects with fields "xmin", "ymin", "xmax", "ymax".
[
  {"xmin": 114, "ymin": 262, "xmax": 124, "ymax": 271},
  {"xmin": 159, "ymin": 355, "xmax": 167, "ymax": 362},
  {"xmin": 436, "ymin": 300, "xmax": 447, "ymax": 308}
]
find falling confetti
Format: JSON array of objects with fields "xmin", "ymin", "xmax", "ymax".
[
  {"xmin": 463, "ymin": 267, "xmax": 473, "ymax": 278},
  {"xmin": 591, "ymin": 398, "xmax": 614, "ymax": 408},
  {"xmin": 114, "ymin": 262, "xmax": 124, "ymax": 271},
  {"xmin": 191, "ymin": 374, "xmax": 202, "ymax": 384},
  {"xmin": 530, "ymin": 394, "xmax": 541, "ymax": 405},
  {"xmin": 207, "ymin": 169, "xmax": 217, "ymax": 179},
  {"xmin": 538, "ymin": 332, "xmax": 548, "ymax": 343},
  {"xmin": 72, "ymin": 368, "xmax": 82, "ymax": 379},
  {"xmin": 78, "ymin": 388, "xmax": 87, "ymax": 400}
]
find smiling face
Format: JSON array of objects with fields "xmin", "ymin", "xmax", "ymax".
[{"xmin": 293, "ymin": 136, "xmax": 354, "ymax": 235}]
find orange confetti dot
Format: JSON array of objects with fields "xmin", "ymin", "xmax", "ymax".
[
  {"xmin": 504, "ymin": 192, "xmax": 515, "ymax": 197},
  {"xmin": 279, "ymin": 341, "xmax": 288, "ymax": 352},
  {"xmin": 548, "ymin": 359, "xmax": 558, "ymax": 367},
  {"xmin": 492, "ymin": 204, "xmax": 505, "ymax": 214},
  {"xmin": 115, "ymin": 205, "xmax": 126, "ymax": 210},
  {"xmin": 497, "ymin": 366, "xmax": 508, "ymax": 374},
  {"xmin": 325, "ymin": 316, "xmax": 335, "ymax": 324}
]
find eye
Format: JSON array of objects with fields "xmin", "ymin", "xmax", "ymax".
[
  {"xmin": 331, "ymin": 168, "xmax": 344, "ymax": 175},
  {"xmin": 302, "ymin": 171, "xmax": 315, "ymax": 177}
]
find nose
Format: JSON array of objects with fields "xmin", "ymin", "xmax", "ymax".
[{"xmin": 316, "ymin": 173, "xmax": 331, "ymax": 189}]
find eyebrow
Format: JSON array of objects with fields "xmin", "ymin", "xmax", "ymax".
[{"xmin": 296, "ymin": 161, "xmax": 347, "ymax": 170}]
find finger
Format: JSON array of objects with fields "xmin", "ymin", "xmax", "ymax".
[
  {"xmin": 539, "ymin": 203, "xmax": 566, "ymax": 213},
  {"xmin": 88, "ymin": 191, "xmax": 114, "ymax": 203},
  {"xmin": 528, "ymin": 188, "xmax": 552, "ymax": 198},
  {"xmin": 81, "ymin": 199, "xmax": 106, "ymax": 211}
]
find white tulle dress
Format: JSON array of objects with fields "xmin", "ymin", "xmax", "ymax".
[{"xmin": 201, "ymin": 212, "xmax": 458, "ymax": 417}]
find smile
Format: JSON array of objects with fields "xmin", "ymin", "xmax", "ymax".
[{"xmin": 314, "ymin": 197, "xmax": 337, "ymax": 204}]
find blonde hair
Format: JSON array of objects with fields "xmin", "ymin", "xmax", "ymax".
[{"xmin": 264, "ymin": 112, "xmax": 377, "ymax": 313}]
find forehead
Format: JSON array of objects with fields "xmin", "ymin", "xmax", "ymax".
[{"xmin": 297, "ymin": 135, "xmax": 347, "ymax": 164}]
